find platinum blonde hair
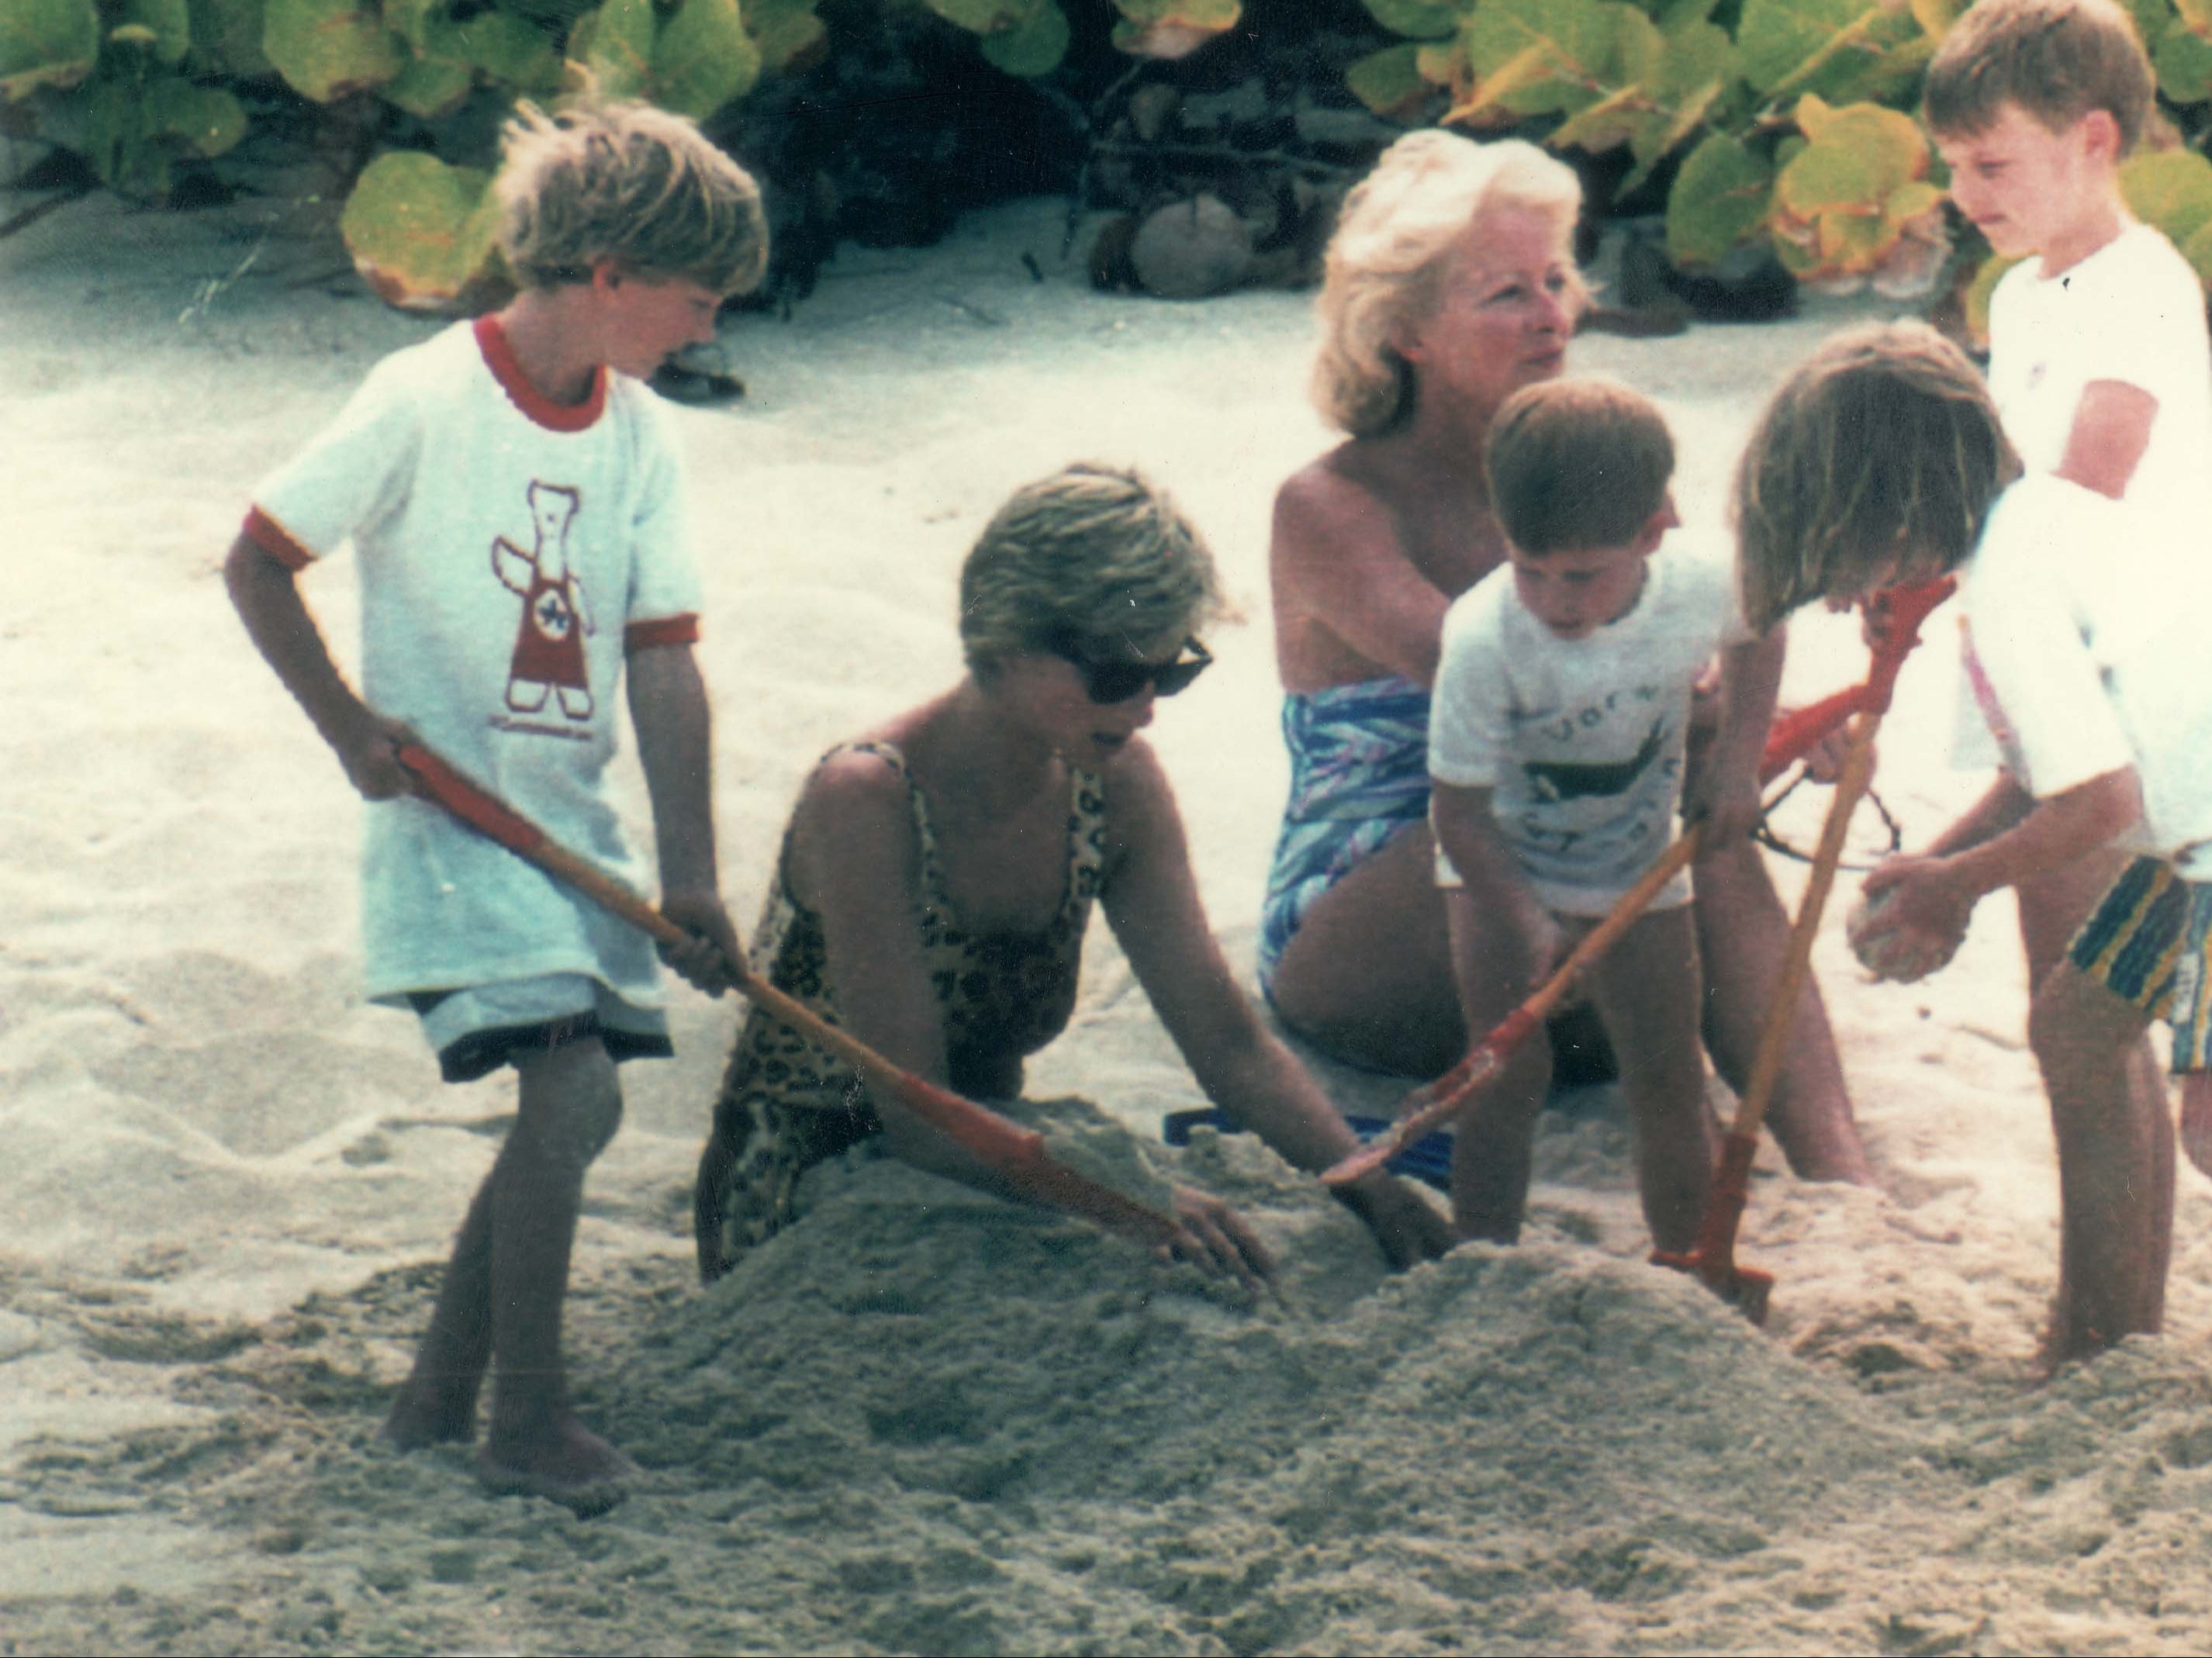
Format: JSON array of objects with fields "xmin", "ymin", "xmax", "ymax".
[
  {"xmin": 496, "ymin": 98, "xmax": 769, "ymax": 295},
  {"xmin": 959, "ymin": 464, "xmax": 1222, "ymax": 677},
  {"xmin": 1312, "ymin": 130, "xmax": 1585, "ymax": 437}
]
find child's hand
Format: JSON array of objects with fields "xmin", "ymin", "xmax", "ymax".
[
  {"xmin": 1160, "ymin": 1187, "xmax": 1277, "ymax": 1294},
  {"xmin": 335, "ymin": 711, "xmax": 418, "ymax": 801},
  {"xmin": 1685, "ymin": 758, "xmax": 1764, "ymax": 848},
  {"xmin": 1859, "ymin": 855, "xmax": 1975, "ymax": 971},
  {"xmin": 657, "ymin": 887, "xmax": 741, "ymax": 996}
]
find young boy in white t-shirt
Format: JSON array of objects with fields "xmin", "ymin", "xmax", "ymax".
[
  {"xmin": 1741, "ymin": 321, "xmax": 2212, "ymax": 1369},
  {"xmin": 225, "ymin": 100, "xmax": 767, "ymax": 1510},
  {"xmin": 1427, "ymin": 379, "xmax": 1784, "ymax": 1252},
  {"xmin": 1923, "ymin": 0, "xmax": 2212, "ymax": 1149}
]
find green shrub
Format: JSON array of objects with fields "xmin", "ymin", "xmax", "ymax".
[{"xmin": 9, "ymin": 0, "xmax": 2212, "ymax": 320}]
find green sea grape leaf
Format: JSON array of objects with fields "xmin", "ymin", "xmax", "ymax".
[
  {"xmin": 1736, "ymin": 0, "xmax": 1920, "ymax": 104},
  {"xmin": 1361, "ymin": 0, "xmax": 1457, "ymax": 41},
  {"xmin": 652, "ymin": 0, "xmax": 758, "ymax": 115},
  {"xmin": 1908, "ymin": 0, "xmax": 1965, "ymax": 38},
  {"xmin": 744, "ymin": 0, "xmax": 823, "ymax": 71},
  {"xmin": 186, "ymin": 0, "xmax": 268, "ymax": 76},
  {"xmin": 2179, "ymin": 219, "xmax": 2212, "ymax": 293},
  {"xmin": 2121, "ymin": 147, "xmax": 2212, "ymax": 255},
  {"xmin": 380, "ymin": 47, "xmax": 471, "ymax": 115},
  {"xmin": 147, "ymin": 74, "xmax": 245, "ymax": 152},
  {"xmin": 2155, "ymin": 19, "xmax": 2212, "ymax": 106},
  {"xmin": 1347, "ymin": 41, "xmax": 1429, "ymax": 115},
  {"xmin": 1665, "ymin": 130, "xmax": 1773, "ymax": 265},
  {"xmin": 340, "ymin": 149, "xmax": 504, "ymax": 310},
  {"xmin": 1775, "ymin": 97, "xmax": 1925, "ymax": 213},
  {"xmin": 1457, "ymin": 0, "xmax": 1623, "ymax": 119},
  {"xmin": 1109, "ymin": 0, "xmax": 1239, "ymax": 60},
  {"xmin": 433, "ymin": 12, "xmax": 564, "ymax": 88},
  {"xmin": 1, "ymin": 0, "xmax": 100, "ymax": 99},
  {"xmin": 119, "ymin": 0, "xmax": 193, "ymax": 64},
  {"xmin": 575, "ymin": 0, "xmax": 652, "ymax": 97},
  {"xmin": 263, "ymin": 0, "xmax": 403, "ymax": 100},
  {"xmin": 384, "ymin": 0, "xmax": 439, "ymax": 50},
  {"xmin": 924, "ymin": 0, "xmax": 1029, "ymax": 34},
  {"xmin": 980, "ymin": 0, "xmax": 1069, "ymax": 76}
]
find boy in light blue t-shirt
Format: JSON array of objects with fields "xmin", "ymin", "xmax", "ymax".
[{"xmin": 226, "ymin": 99, "xmax": 766, "ymax": 1511}]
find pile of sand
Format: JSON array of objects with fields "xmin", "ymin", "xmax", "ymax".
[{"xmin": 8, "ymin": 174, "xmax": 2212, "ymax": 1655}]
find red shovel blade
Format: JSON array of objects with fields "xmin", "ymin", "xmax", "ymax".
[{"xmin": 1649, "ymin": 1131, "xmax": 1772, "ymax": 1325}]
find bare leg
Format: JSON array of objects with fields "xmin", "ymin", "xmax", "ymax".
[
  {"xmin": 1441, "ymin": 888, "xmax": 1550, "ymax": 1242},
  {"xmin": 1270, "ymin": 824, "xmax": 1466, "ymax": 1079},
  {"xmin": 385, "ymin": 1036, "xmax": 634, "ymax": 1508},
  {"xmin": 1587, "ymin": 908, "xmax": 1715, "ymax": 1255},
  {"xmin": 2031, "ymin": 964, "xmax": 2171, "ymax": 1366},
  {"xmin": 476, "ymin": 1037, "xmax": 634, "ymax": 1506},
  {"xmin": 2179, "ymin": 1072, "xmax": 2212, "ymax": 1180},
  {"xmin": 1692, "ymin": 837, "xmax": 1869, "ymax": 1184},
  {"xmin": 383, "ymin": 1176, "xmax": 496, "ymax": 1448}
]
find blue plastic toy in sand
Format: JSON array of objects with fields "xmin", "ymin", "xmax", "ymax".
[{"xmin": 1161, "ymin": 1108, "xmax": 1453, "ymax": 1193}]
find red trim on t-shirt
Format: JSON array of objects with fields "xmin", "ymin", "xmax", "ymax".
[
  {"xmin": 624, "ymin": 613, "xmax": 701, "ymax": 651},
  {"xmin": 243, "ymin": 506, "xmax": 316, "ymax": 570},
  {"xmin": 474, "ymin": 314, "xmax": 607, "ymax": 433}
]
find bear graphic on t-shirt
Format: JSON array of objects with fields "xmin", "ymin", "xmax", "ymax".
[{"xmin": 493, "ymin": 481, "xmax": 594, "ymax": 720}]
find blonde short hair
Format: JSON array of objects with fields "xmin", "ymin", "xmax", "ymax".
[
  {"xmin": 959, "ymin": 464, "xmax": 1222, "ymax": 676},
  {"xmin": 496, "ymin": 99, "xmax": 769, "ymax": 295},
  {"xmin": 1311, "ymin": 130, "xmax": 1585, "ymax": 438},
  {"xmin": 1734, "ymin": 323, "xmax": 2020, "ymax": 633},
  {"xmin": 1488, "ymin": 378, "xmax": 1674, "ymax": 555},
  {"xmin": 1923, "ymin": 0, "xmax": 2155, "ymax": 154}
]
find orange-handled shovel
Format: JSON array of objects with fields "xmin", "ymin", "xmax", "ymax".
[
  {"xmin": 1322, "ymin": 826, "xmax": 1706, "ymax": 1189},
  {"xmin": 394, "ymin": 743, "xmax": 1181, "ymax": 1254},
  {"xmin": 1651, "ymin": 575, "xmax": 1955, "ymax": 1322}
]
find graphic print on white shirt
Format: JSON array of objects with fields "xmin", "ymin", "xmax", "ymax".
[{"xmin": 493, "ymin": 480, "xmax": 596, "ymax": 721}]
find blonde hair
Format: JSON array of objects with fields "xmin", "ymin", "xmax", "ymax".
[
  {"xmin": 1488, "ymin": 378, "xmax": 1674, "ymax": 554},
  {"xmin": 1923, "ymin": 0, "xmax": 2155, "ymax": 154},
  {"xmin": 1311, "ymin": 130, "xmax": 1585, "ymax": 437},
  {"xmin": 1734, "ymin": 323, "xmax": 2020, "ymax": 633},
  {"xmin": 959, "ymin": 464, "xmax": 1222, "ymax": 676},
  {"xmin": 496, "ymin": 98, "xmax": 769, "ymax": 295}
]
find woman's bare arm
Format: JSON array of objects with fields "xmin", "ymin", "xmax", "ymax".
[{"xmin": 1271, "ymin": 467, "xmax": 1454, "ymax": 689}]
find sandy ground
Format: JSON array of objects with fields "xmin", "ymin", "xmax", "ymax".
[{"xmin": 8, "ymin": 170, "xmax": 2212, "ymax": 1657}]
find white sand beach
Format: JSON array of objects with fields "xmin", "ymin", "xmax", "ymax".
[{"xmin": 8, "ymin": 175, "xmax": 2212, "ymax": 1655}]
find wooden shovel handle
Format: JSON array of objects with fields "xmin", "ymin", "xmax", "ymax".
[
  {"xmin": 1726, "ymin": 706, "xmax": 1882, "ymax": 1142},
  {"xmin": 393, "ymin": 743, "xmax": 1180, "ymax": 1250}
]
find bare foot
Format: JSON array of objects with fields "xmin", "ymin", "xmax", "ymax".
[
  {"xmin": 2180, "ymin": 1073, "xmax": 2212, "ymax": 1180},
  {"xmin": 478, "ymin": 1415, "xmax": 638, "ymax": 1517},
  {"xmin": 382, "ymin": 1376, "xmax": 481, "ymax": 1450}
]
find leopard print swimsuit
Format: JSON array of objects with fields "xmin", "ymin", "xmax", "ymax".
[{"xmin": 694, "ymin": 741, "xmax": 1108, "ymax": 1280}]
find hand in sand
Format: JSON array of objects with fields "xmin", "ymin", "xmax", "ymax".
[
  {"xmin": 658, "ymin": 886, "xmax": 741, "ymax": 995},
  {"xmin": 2181, "ymin": 1073, "xmax": 2212, "ymax": 1180},
  {"xmin": 1861, "ymin": 854, "xmax": 1975, "ymax": 971},
  {"xmin": 1160, "ymin": 1187, "xmax": 1277, "ymax": 1294},
  {"xmin": 1334, "ymin": 1171, "xmax": 1453, "ymax": 1269}
]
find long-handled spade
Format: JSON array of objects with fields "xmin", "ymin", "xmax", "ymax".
[
  {"xmin": 1322, "ymin": 576, "xmax": 1957, "ymax": 1230},
  {"xmin": 1651, "ymin": 575, "xmax": 1955, "ymax": 1321},
  {"xmin": 392, "ymin": 744, "xmax": 1184, "ymax": 1256}
]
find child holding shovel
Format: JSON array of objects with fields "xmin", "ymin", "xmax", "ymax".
[
  {"xmin": 223, "ymin": 98, "xmax": 768, "ymax": 1511},
  {"xmin": 1742, "ymin": 320, "xmax": 2212, "ymax": 1366},
  {"xmin": 1426, "ymin": 378, "xmax": 1784, "ymax": 1250}
]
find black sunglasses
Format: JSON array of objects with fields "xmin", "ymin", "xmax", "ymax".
[{"xmin": 1046, "ymin": 630, "xmax": 1214, "ymax": 704}]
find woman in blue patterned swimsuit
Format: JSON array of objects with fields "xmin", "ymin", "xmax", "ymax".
[
  {"xmin": 1260, "ymin": 131, "xmax": 1871, "ymax": 1183},
  {"xmin": 694, "ymin": 464, "xmax": 1452, "ymax": 1283}
]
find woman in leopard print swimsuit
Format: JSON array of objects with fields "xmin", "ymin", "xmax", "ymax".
[{"xmin": 693, "ymin": 464, "xmax": 1453, "ymax": 1283}]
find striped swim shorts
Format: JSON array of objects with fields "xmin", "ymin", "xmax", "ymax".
[{"xmin": 2068, "ymin": 855, "xmax": 2212, "ymax": 1072}]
